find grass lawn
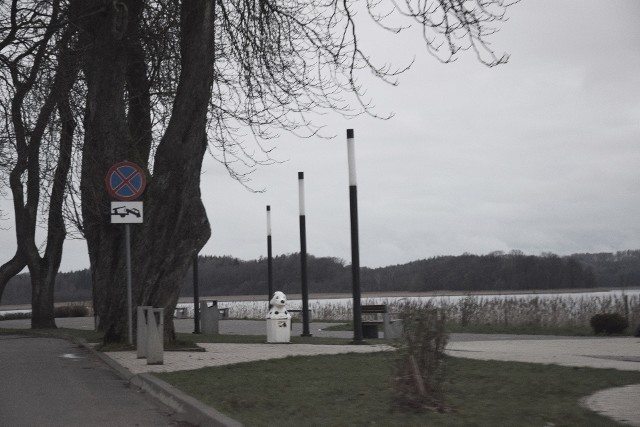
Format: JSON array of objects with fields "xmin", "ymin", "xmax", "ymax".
[
  {"xmin": 0, "ymin": 327, "xmax": 103, "ymax": 343},
  {"xmin": 156, "ymin": 352, "xmax": 640, "ymax": 427},
  {"xmin": 321, "ymin": 321, "xmax": 602, "ymax": 337}
]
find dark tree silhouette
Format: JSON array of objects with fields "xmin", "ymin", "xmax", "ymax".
[{"xmin": 0, "ymin": 0, "xmax": 80, "ymax": 328}]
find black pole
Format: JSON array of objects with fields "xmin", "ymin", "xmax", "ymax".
[
  {"xmin": 347, "ymin": 129, "xmax": 363, "ymax": 342},
  {"xmin": 267, "ymin": 205, "xmax": 273, "ymax": 304},
  {"xmin": 298, "ymin": 172, "xmax": 312, "ymax": 336},
  {"xmin": 193, "ymin": 254, "xmax": 201, "ymax": 334}
]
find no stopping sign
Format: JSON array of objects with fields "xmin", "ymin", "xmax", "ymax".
[{"xmin": 105, "ymin": 161, "xmax": 146, "ymax": 201}]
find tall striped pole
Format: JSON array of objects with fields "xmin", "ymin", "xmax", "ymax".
[
  {"xmin": 298, "ymin": 172, "xmax": 312, "ymax": 336},
  {"xmin": 193, "ymin": 254, "xmax": 200, "ymax": 334},
  {"xmin": 266, "ymin": 205, "xmax": 273, "ymax": 304},
  {"xmin": 347, "ymin": 129, "xmax": 363, "ymax": 342}
]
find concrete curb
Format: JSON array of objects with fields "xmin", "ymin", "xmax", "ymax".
[
  {"xmin": 73, "ymin": 337, "xmax": 243, "ymax": 427},
  {"xmin": 133, "ymin": 373, "xmax": 243, "ymax": 427}
]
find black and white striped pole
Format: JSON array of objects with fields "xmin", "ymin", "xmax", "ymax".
[
  {"xmin": 266, "ymin": 205, "xmax": 273, "ymax": 304},
  {"xmin": 298, "ymin": 172, "xmax": 312, "ymax": 336},
  {"xmin": 193, "ymin": 254, "xmax": 200, "ymax": 334},
  {"xmin": 347, "ymin": 129, "xmax": 364, "ymax": 342}
]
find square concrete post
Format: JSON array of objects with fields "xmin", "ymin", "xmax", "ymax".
[
  {"xmin": 146, "ymin": 308, "xmax": 164, "ymax": 365},
  {"xmin": 136, "ymin": 306, "xmax": 152, "ymax": 359}
]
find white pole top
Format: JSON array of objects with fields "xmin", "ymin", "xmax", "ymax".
[
  {"xmin": 266, "ymin": 205, "xmax": 272, "ymax": 236},
  {"xmin": 347, "ymin": 129, "xmax": 357, "ymax": 186},
  {"xmin": 298, "ymin": 172, "xmax": 305, "ymax": 215}
]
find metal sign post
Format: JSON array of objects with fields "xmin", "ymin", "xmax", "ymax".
[
  {"xmin": 125, "ymin": 223, "xmax": 133, "ymax": 345},
  {"xmin": 106, "ymin": 161, "xmax": 146, "ymax": 346}
]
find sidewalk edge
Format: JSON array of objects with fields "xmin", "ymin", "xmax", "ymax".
[
  {"xmin": 74, "ymin": 337, "xmax": 243, "ymax": 427},
  {"xmin": 133, "ymin": 373, "xmax": 243, "ymax": 427}
]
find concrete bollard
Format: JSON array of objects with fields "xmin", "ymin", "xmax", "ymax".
[
  {"xmin": 200, "ymin": 300, "xmax": 220, "ymax": 335},
  {"xmin": 136, "ymin": 306, "xmax": 152, "ymax": 359},
  {"xmin": 146, "ymin": 308, "xmax": 164, "ymax": 365}
]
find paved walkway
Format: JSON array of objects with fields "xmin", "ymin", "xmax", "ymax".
[
  {"xmin": 583, "ymin": 385, "xmax": 640, "ymax": 427},
  {"xmin": 446, "ymin": 336, "xmax": 640, "ymax": 371},
  {"xmin": 109, "ymin": 342, "xmax": 394, "ymax": 374}
]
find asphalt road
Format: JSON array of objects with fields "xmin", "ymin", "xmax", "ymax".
[{"xmin": 0, "ymin": 335, "xmax": 190, "ymax": 427}]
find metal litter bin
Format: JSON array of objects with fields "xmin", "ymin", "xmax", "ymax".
[
  {"xmin": 200, "ymin": 300, "xmax": 220, "ymax": 335},
  {"xmin": 266, "ymin": 318, "xmax": 291, "ymax": 342},
  {"xmin": 362, "ymin": 323, "xmax": 378, "ymax": 339}
]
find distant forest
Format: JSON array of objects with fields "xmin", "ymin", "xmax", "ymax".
[{"xmin": 2, "ymin": 250, "xmax": 640, "ymax": 305}]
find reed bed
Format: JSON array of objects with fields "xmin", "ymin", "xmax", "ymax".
[
  {"xmin": 438, "ymin": 293, "xmax": 640, "ymax": 329},
  {"xmin": 176, "ymin": 292, "xmax": 640, "ymax": 331}
]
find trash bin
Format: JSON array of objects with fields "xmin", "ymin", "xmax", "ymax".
[
  {"xmin": 266, "ymin": 291, "xmax": 291, "ymax": 343},
  {"xmin": 200, "ymin": 300, "xmax": 220, "ymax": 335},
  {"xmin": 362, "ymin": 323, "xmax": 378, "ymax": 339},
  {"xmin": 383, "ymin": 313, "xmax": 404, "ymax": 339}
]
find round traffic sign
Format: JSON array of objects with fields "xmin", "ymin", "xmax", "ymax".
[{"xmin": 105, "ymin": 161, "xmax": 146, "ymax": 201}]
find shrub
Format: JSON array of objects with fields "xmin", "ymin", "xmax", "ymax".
[
  {"xmin": 392, "ymin": 303, "xmax": 449, "ymax": 413},
  {"xmin": 0, "ymin": 312, "xmax": 32, "ymax": 321},
  {"xmin": 0, "ymin": 304, "xmax": 90, "ymax": 321},
  {"xmin": 54, "ymin": 304, "xmax": 90, "ymax": 318},
  {"xmin": 634, "ymin": 323, "xmax": 640, "ymax": 338},
  {"xmin": 589, "ymin": 313, "xmax": 628, "ymax": 335}
]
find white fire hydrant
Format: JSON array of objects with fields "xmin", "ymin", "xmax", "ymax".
[{"xmin": 266, "ymin": 291, "xmax": 291, "ymax": 343}]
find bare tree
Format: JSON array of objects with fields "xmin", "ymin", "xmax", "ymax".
[
  {"xmin": 0, "ymin": 0, "xmax": 80, "ymax": 327},
  {"xmin": 80, "ymin": 0, "xmax": 515, "ymax": 344}
]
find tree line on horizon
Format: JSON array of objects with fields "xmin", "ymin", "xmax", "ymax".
[{"xmin": 2, "ymin": 250, "xmax": 639, "ymax": 306}]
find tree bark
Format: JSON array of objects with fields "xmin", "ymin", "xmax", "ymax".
[{"xmin": 78, "ymin": 0, "xmax": 214, "ymax": 344}]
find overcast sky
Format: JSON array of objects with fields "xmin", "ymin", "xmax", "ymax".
[{"xmin": 2, "ymin": 0, "xmax": 639, "ymax": 272}]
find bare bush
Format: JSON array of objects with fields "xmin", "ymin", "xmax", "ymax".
[
  {"xmin": 54, "ymin": 303, "xmax": 90, "ymax": 318},
  {"xmin": 392, "ymin": 303, "xmax": 448, "ymax": 412}
]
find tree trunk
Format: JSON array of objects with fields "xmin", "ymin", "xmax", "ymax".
[
  {"xmin": 132, "ymin": 0, "xmax": 215, "ymax": 344},
  {"xmin": 2, "ymin": 9, "xmax": 77, "ymax": 328},
  {"xmin": 30, "ymin": 267, "xmax": 57, "ymax": 329},
  {"xmin": 78, "ymin": 0, "xmax": 214, "ymax": 344},
  {"xmin": 30, "ymin": 66, "xmax": 77, "ymax": 329}
]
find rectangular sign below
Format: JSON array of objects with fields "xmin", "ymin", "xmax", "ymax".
[{"xmin": 111, "ymin": 201, "xmax": 143, "ymax": 224}]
